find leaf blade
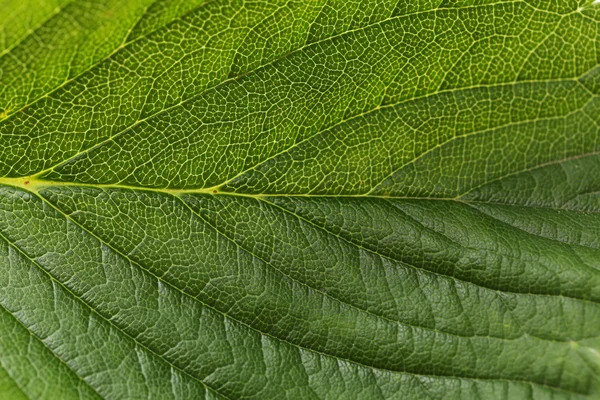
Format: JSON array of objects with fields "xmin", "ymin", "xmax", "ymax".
[{"xmin": 1, "ymin": 0, "xmax": 600, "ymax": 398}]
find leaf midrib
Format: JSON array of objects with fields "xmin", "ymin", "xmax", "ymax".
[
  {"xmin": 2, "ymin": 176, "xmax": 598, "ymax": 312},
  {"xmin": 1, "ymin": 168, "xmax": 599, "ymax": 214}
]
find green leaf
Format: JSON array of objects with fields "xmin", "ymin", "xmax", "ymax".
[{"xmin": 1, "ymin": 0, "xmax": 600, "ymax": 398}]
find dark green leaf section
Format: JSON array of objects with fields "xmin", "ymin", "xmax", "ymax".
[
  {"xmin": 0, "ymin": 243, "xmax": 103, "ymax": 400},
  {"xmin": 462, "ymin": 152, "xmax": 600, "ymax": 212},
  {"xmin": 1, "ymin": 0, "xmax": 600, "ymax": 399},
  {"xmin": 0, "ymin": 184, "xmax": 597, "ymax": 399}
]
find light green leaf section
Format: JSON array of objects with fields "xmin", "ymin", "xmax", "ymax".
[
  {"xmin": 0, "ymin": 364, "xmax": 28, "ymax": 400},
  {"xmin": 0, "ymin": 0, "xmax": 161, "ymax": 117},
  {"xmin": 0, "ymin": 0, "xmax": 68, "ymax": 53},
  {"xmin": 0, "ymin": 0, "xmax": 599, "ymax": 399}
]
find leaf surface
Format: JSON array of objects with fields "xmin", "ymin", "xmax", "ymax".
[{"xmin": 1, "ymin": 0, "xmax": 600, "ymax": 399}]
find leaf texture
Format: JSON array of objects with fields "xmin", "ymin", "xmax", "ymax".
[{"xmin": 1, "ymin": 0, "xmax": 600, "ymax": 399}]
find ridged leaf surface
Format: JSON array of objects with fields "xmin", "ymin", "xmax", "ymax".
[{"xmin": 1, "ymin": 0, "xmax": 600, "ymax": 399}]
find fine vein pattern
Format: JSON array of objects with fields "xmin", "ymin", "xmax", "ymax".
[{"xmin": 1, "ymin": 0, "xmax": 599, "ymax": 399}]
